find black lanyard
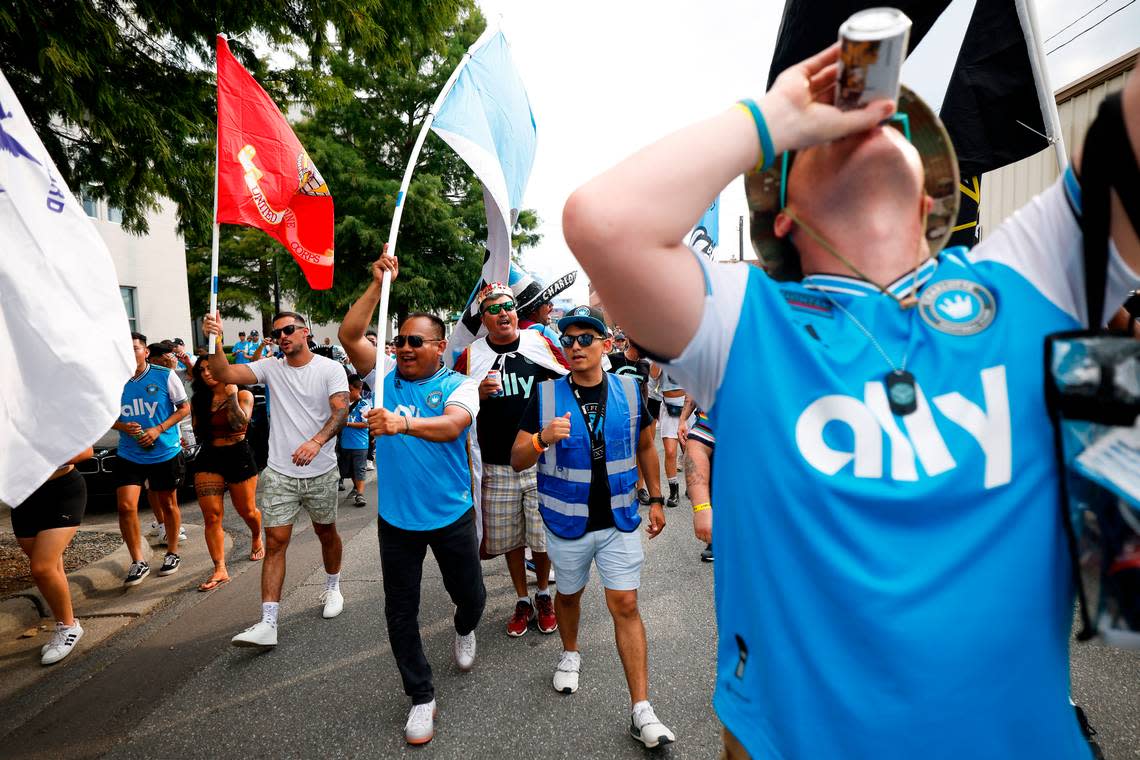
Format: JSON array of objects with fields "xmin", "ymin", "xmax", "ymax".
[{"xmin": 568, "ymin": 375, "xmax": 607, "ymax": 447}]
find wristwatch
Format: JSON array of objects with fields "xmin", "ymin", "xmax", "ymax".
[{"xmin": 647, "ymin": 496, "xmax": 665, "ymax": 505}]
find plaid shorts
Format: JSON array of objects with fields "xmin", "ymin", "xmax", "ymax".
[
  {"xmin": 480, "ymin": 463, "xmax": 545, "ymax": 556},
  {"xmin": 258, "ymin": 466, "xmax": 339, "ymax": 528}
]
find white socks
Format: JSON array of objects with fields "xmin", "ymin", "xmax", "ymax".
[
  {"xmin": 632, "ymin": 700, "xmax": 651, "ymax": 715},
  {"xmin": 326, "ymin": 572, "xmax": 340, "ymax": 591},
  {"xmin": 535, "ymin": 588, "xmax": 552, "ymax": 599},
  {"xmin": 262, "ymin": 602, "xmax": 279, "ymax": 627},
  {"xmin": 518, "ymin": 596, "xmax": 530, "ymax": 605}
]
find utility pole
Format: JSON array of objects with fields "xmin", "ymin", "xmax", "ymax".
[{"xmin": 737, "ymin": 215, "xmax": 744, "ymax": 262}]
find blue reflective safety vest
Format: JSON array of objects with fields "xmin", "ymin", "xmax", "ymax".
[{"xmin": 535, "ymin": 374, "xmax": 641, "ymax": 539}]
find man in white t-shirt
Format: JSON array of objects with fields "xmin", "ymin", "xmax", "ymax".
[{"xmin": 203, "ymin": 311, "xmax": 350, "ymax": 649}]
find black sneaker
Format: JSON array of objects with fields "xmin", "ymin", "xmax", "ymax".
[
  {"xmin": 700, "ymin": 544, "xmax": 714, "ymax": 562},
  {"xmin": 124, "ymin": 561, "xmax": 150, "ymax": 586},
  {"xmin": 338, "ymin": 480, "xmax": 347, "ymax": 492},
  {"xmin": 353, "ymin": 492, "xmax": 366, "ymax": 508},
  {"xmin": 158, "ymin": 553, "xmax": 181, "ymax": 576},
  {"xmin": 666, "ymin": 482, "xmax": 680, "ymax": 509},
  {"xmin": 636, "ymin": 488, "xmax": 650, "ymax": 505}
]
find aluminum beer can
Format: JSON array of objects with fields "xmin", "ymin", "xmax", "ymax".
[
  {"xmin": 486, "ymin": 369, "xmax": 504, "ymax": 397},
  {"xmin": 835, "ymin": 8, "xmax": 912, "ymax": 111}
]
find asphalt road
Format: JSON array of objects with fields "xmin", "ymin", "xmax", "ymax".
[{"xmin": 2, "ymin": 445, "xmax": 1139, "ymax": 759}]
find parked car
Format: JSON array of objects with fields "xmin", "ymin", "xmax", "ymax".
[{"xmin": 76, "ymin": 427, "xmax": 201, "ymax": 501}]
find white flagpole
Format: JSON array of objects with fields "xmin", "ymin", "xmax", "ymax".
[
  {"xmin": 1016, "ymin": 0, "xmax": 1068, "ymax": 172},
  {"xmin": 373, "ymin": 25, "xmax": 498, "ymax": 406},
  {"xmin": 208, "ymin": 35, "xmax": 224, "ymax": 354}
]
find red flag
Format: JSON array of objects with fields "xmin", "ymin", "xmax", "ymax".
[{"xmin": 215, "ymin": 35, "xmax": 334, "ymax": 289}]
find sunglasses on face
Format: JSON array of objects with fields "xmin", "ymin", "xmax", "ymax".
[
  {"xmin": 270, "ymin": 324, "xmax": 304, "ymax": 340},
  {"xmin": 394, "ymin": 334, "xmax": 443, "ymax": 349},
  {"xmin": 482, "ymin": 300, "xmax": 516, "ymax": 316},
  {"xmin": 560, "ymin": 333, "xmax": 600, "ymax": 348}
]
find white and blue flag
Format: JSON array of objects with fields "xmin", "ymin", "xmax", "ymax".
[
  {"xmin": 430, "ymin": 28, "xmax": 537, "ymax": 364},
  {"xmin": 689, "ymin": 195, "xmax": 719, "ymax": 258},
  {"xmin": 0, "ymin": 69, "xmax": 134, "ymax": 506}
]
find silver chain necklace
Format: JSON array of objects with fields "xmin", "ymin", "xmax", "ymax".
[{"xmin": 817, "ymin": 290, "xmax": 919, "ymax": 416}]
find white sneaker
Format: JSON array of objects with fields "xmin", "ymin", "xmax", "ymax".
[
  {"xmin": 41, "ymin": 621, "xmax": 84, "ymax": 665},
  {"xmin": 553, "ymin": 650, "xmax": 581, "ymax": 694},
  {"xmin": 365, "ymin": 459, "xmax": 375, "ymax": 471},
  {"xmin": 404, "ymin": 700, "xmax": 437, "ymax": 745},
  {"xmin": 231, "ymin": 620, "xmax": 277, "ymax": 648},
  {"xmin": 454, "ymin": 630, "xmax": 476, "ymax": 672},
  {"xmin": 320, "ymin": 587, "xmax": 344, "ymax": 619},
  {"xmin": 146, "ymin": 520, "xmax": 162, "ymax": 537},
  {"xmin": 630, "ymin": 703, "xmax": 675, "ymax": 748},
  {"xmin": 157, "ymin": 525, "xmax": 187, "ymax": 545}
]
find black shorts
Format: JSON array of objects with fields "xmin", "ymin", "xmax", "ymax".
[
  {"xmin": 116, "ymin": 451, "xmax": 185, "ymax": 491},
  {"xmin": 11, "ymin": 468, "xmax": 87, "ymax": 538},
  {"xmin": 647, "ymin": 398, "xmax": 661, "ymax": 421},
  {"xmin": 195, "ymin": 441, "xmax": 258, "ymax": 484}
]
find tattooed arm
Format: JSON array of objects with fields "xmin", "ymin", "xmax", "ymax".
[
  {"xmin": 290, "ymin": 391, "xmax": 349, "ymax": 467},
  {"xmin": 226, "ymin": 387, "xmax": 254, "ymax": 430},
  {"xmin": 685, "ymin": 438, "xmax": 713, "ymax": 543}
]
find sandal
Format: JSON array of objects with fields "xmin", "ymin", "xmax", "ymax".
[
  {"xmin": 198, "ymin": 576, "xmax": 230, "ymax": 592},
  {"xmin": 249, "ymin": 545, "xmax": 266, "ymax": 562}
]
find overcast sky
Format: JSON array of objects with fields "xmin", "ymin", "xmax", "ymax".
[{"xmin": 474, "ymin": 0, "xmax": 1139, "ymax": 305}]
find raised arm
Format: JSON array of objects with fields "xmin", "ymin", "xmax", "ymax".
[
  {"xmin": 202, "ymin": 314, "xmax": 259, "ymax": 386},
  {"xmin": 340, "ymin": 250, "xmax": 398, "ymax": 377},
  {"xmin": 562, "ymin": 43, "xmax": 893, "ymax": 360}
]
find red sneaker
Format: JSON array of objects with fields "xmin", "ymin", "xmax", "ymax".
[
  {"xmin": 535, "ymin": 593, "xmax": 557, "ymax": 634},
  {"xmin": 507, "ymin": 599, "xmax": 534, "ymax": 637}
]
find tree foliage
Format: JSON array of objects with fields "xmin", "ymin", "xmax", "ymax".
[{"xmin": 0, "ymin": 0, "xmax": 464, "ymax": 235}]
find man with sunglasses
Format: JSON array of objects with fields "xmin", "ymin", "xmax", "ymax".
[
  {"xmin": 203, "ymin": 311, "xmax": 350, "ymax": 649},
  {"xmin": 511, "ymin": 305, "xmax": 672, "ymax": 749},
  {"xmin": 453, "ymin": 283, "xmax": 569, "ymax": 638},
  {"xmin": 561, "ymin": 38, "xmax": 1140, "ymax": 760},
  {"xmin": 339, "ymin": 255, "xmax": 487, "ymax": 745}
]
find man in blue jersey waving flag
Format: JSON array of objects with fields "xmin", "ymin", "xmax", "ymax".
[{"xmin": 562, "ymin": 39, "xmax": 1140, "ymax": 760}]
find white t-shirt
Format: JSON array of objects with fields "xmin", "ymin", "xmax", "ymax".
[{"xmin": 249, "ymin": 354, "xmax": 349, "ymax": 478}]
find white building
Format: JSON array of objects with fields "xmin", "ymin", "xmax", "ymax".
[{"xmin": 81, "ymin": 190, "xmax": 193, "ymax": 346}]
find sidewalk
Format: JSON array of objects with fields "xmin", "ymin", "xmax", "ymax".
[{"xmin": 0, "ymin": 510, "xmax": 228, "ymax": 700}]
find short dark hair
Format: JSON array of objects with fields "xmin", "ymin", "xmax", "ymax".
[
  {"xmin": 365, "ymin": 329, "xmax": 378, "ymax": 338},
  {"xmin": 347, "ymin": 373, "xmax": 363, "ymax": 388},
  {"xmin": 272, "ymin": 311, "xmax": 306, "ymax": 325},
  {"xmin": 131, "ymin": 331, "xmax": 147, "ymax": 344},
  {"xmin": 147, "ymin": 342, "xmax": 172, "ymax": 357},
  {"xmin": 403, "ymin": 312, "xmax": 446, "ymax": 340}
]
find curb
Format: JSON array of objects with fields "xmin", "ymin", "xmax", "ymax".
[{"xmin": 0, "ymin": 522, "xmax": 228, "ymax": 640}]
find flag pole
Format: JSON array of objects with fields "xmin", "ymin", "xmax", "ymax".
[
  {"xmin": 373, "ymin": 24, "xmax": 498, "ymax": 406},
  {"xmin": 1016, "ymin": 0, "xmax": 1068, "ymax": 172},
  {"xmin": 208, "ymin": 35, "xmax": 223, "ymax": 354}
]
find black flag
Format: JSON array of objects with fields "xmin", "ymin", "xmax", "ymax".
[{"xmin": 768, "ymin": 0, "xmax": 1053, "ymax": 249}]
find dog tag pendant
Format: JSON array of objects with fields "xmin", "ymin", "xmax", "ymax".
[{"xmin": 885, "ymin": 370, "xmax": 918, "ymax": 416}]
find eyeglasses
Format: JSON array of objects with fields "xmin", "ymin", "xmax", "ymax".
[
  {"xmin": 270, "ymin": 324, "xmax": 304, "ymax": 340},
  {"xmin": 778, "ymin": 112, "xmax": 912, "ymax": 209},
  {"xmin": 560, "ymin": 333, "xmax": 600, "ymax": 348},
  {"xmin": 482, "ymin": 300, "xmax": 516, "ymax": 316},
  {"xmin": 394, "ymin": 334, "xmax": 443, "ymax": 349}
]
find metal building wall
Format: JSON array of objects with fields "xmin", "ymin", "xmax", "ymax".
[{"xmin": 977, "ymin": 58, "xmax": 1133, "ymax": 238}]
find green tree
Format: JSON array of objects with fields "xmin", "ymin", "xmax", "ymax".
[{"xmin": 0, "ymin": 0, "xmax": 464, "ymax": 236}]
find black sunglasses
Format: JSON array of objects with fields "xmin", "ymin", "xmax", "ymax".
[
  {"xmin": 394, "ymin": 334, "xmax": 443, "ymax": 349},
  {"xmin": 270, "ymin": 324, "xmax": 305, "ymax": 340},
  {"xmin": 559, "ymin": 333, "xmax": 601, "ymax": 348}
]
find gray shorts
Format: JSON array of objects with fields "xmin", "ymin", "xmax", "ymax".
[{"xmin": 258, "ymin": 467, "xmax": 339, "ymax": 528}]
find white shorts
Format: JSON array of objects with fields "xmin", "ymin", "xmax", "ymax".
[
  {"xmin": 659, "ymin": 399, "xmax": 686, "ymax": 439},
  {"xmin": 544, "ymin": 526, "xmax": 643, "ymax": 595}
]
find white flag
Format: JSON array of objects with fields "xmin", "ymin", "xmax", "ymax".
[{"xmin": 0, "ymin": 70, "xmax": 134, "ymax": 506}]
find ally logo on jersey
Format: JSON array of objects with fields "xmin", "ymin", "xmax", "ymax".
[{"xmin": 795, "ymin": 365, "xmax": 1011, "ymax": 489}]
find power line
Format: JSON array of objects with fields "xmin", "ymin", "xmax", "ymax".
[
  {"xmin": 1043, "ymin": 0, "xmax": 1113, "ymax": 43},
  {"xmin": 1046, "ymin": 0, "xmax": 1137, "ymax": 55}
]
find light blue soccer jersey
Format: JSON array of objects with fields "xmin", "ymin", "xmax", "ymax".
[
  {"xmin": 666, "ymin": 172, "xmax": 1137, "ymax": 759},
  {"xmin": 117, "ymin": 364, "xmax": 187, "ymax": 464},
  {"xmin": 367, "ymin": 364, "xmax": 479, "ymax": 531},
  {"xmin": 341, "ymin": 397, "xmax": 372, "ymax": 451}
]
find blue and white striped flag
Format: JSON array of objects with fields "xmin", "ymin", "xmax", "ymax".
[
  {"xmin": 431, "ymin": 29, "xmax": 537, "ymax": 363},
  {"xmin": 689, "ymin": 195, "xmax": 719, "ymax": 258}
]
